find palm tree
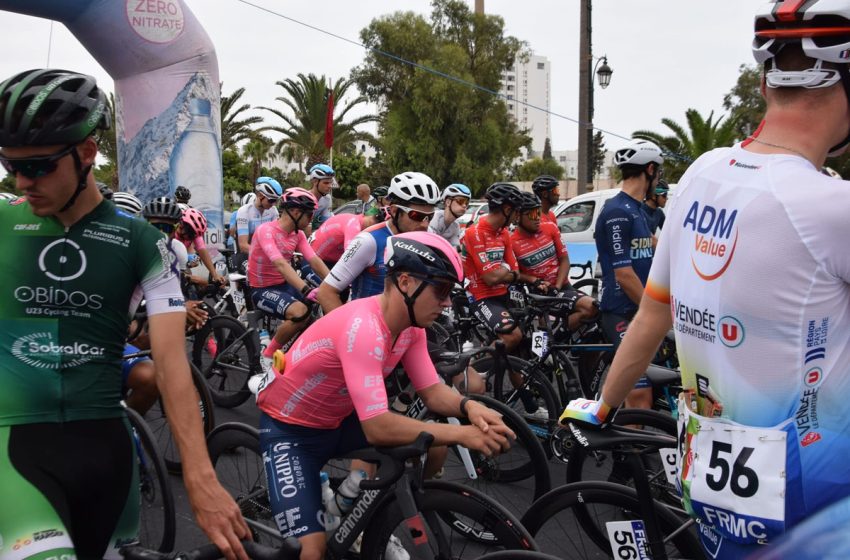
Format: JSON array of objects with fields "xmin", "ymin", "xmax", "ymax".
[
  {"xmin": 633, "ymin": 108, "xmax": 738, "ymax": 181},
  {"xmin": 242, "ymin": 134, "xmax": 274, "ymax": 184},
  {"xmin": 261, "ymin": 73, "xmax": 377, "ymax": 169},
  {"xmin": 220, "ymin": 84, "xmax": 263, "ymax": 152}
]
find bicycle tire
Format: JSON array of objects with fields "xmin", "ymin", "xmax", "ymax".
[
  {"xmin": 206, "ymin": 423, "xmax": 282, "ymax": 545},
  {"xmin": 192, "ymin": 314, "xmax": 257, "ymax": 408},
  {"xmin": 475, "ymin": 354, "xmax": 560, "ymax": 442},
  {"xmin": 521, "ymin": 481, "xmax": 704, "ymax": 560},
  {"xmin": 125, "ymin": 406, "xmax": 176, "ymax": 553},
  {"xmin": 145, "ymin": 362, "xmax": 216, "ymax": 474},
  {"xmin": 444, "ymin": 394, "xmax": 551, "ymax": 496},
  {"xmin": 571, "ymin": 278, "xmax": 599, "ymax": 300},
  {"xmin": 360, "ymin": 480, "xmax": 538, "ymax": 559}
]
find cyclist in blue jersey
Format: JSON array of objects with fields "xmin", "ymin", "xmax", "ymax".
[
  {"xmin": 316, "ymin": 171, "xmax": 440, "ymax": 313},
  {"xmin": 0, "ymin": 68, "xmax": 248, "ymax": 559},
  {"xmin": 595, "ymin": 139, "xmax": 663, "ymax": 410}
]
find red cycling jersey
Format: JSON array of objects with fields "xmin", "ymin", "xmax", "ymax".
[
  {"xmin": 462, "ymin": 218, "xmax": 518, "ymax": 301},
  {"xmin": 510, "ymin": 222, "xmax": 567, "ymax": 285},
  {"xmin": 256, "ymin": 296, "xmax": 439, "ymax": 428},
  {"xmin": 541, "ymin": 210, "xmax": 557, "ymax": 225}
]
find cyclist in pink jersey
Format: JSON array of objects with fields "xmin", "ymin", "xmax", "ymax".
[
  {"xmin": 175, "ymin": 207, "xmax": 226, "ymax": 284},
  {"xmin": 255, "ymin": 232, "xmax": 514, "ymax": 558},
  {"xmin": 249, "ymin": 188, "xmax": 330, "ymax": 358},
  {"xmin": 310, "ymin": 207, "xmax": 379, "ymax": 267}
]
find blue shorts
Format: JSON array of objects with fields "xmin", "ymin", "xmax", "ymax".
[
  {"xmin": 251, "ymin": 283, "xmax": 306, "ymax": 319},
  {"xmin": 122, "ymin": 344, "xmax": 151, "ymax": 392},
  {"xmin": 259, "ymin": 413, "xmax": 370, "ymax": 538}
]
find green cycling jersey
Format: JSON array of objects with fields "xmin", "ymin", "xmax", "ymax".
[{"xmin": 0, "ymin": 197, "xmax": 185, "ymax": 426}]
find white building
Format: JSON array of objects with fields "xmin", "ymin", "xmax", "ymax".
[
  {"xmin": 500, "ymin": 53, "xmax": 551, "ymax": 153},
  {"xmin": 531, "ymin": 149, "xmax": 615, "ymax": 182}
]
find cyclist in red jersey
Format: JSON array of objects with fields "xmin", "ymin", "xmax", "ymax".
[
  {"xmin": 511, "ymin": 192, "xmax": 597, "ymax": 330},
  {"xmin": 532, "ymin": 174, "xmax": 560, "ymax": 224},
  {"xmin": 255, "ymin": 232, "xmax": 514, "ymax": 559}
]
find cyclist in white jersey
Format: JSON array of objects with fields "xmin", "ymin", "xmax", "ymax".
[
  {"xmin": 561, "ymin": 3, "xmax": 850, "ymax": 558},
  {"xmin": 235, "ymin": 177, "xmax": 281, "ymax": 253}
]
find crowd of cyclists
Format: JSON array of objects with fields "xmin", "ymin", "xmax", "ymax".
[{"xmin": 5, "ymin": 2, "xmax": 850, "ymax": 558}]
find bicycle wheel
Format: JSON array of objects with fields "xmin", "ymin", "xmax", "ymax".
[
  {"xmin": 144, "ymin": 362, "xmax": 216, "ymax": 474},
  {"xmin": 476, "ymin": 355, "xmax": 560, "ymax": 441},
  {"xmin": 571, "ymin": 278, "xmax": 599, "ymax": 299},
  {"xmin": 125, "ymin": 407, "xmax": 176, "ymax": 553},
  {"xmin": 360, "ymin": 480, "xmax": 538, "ymax": 559},
  {"xmin": 521, "ymin": 481, "xmax": 704, "ymax": 560},
  {"xmin": 440, "ymin": 394, "xmax": 551, "ymax": 513},
  {"xmin": 192, "ymin": 314, "xmax": 257, "ymax": 408},
  {"xmin": 206, "ymin": 423, "xmax": 282, "ymax": 545}
]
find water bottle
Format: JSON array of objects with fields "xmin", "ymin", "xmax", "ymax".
[
  {"xmin": 319, "ymin": 472, "xmax": 340, "ymax": 532},
  {"xmin": 258, "ymin": 329, "xmax": 271, "ymax": 355},
  {"xmin": 326, "ymin": 469, "xmax": 367, "ymax": 517},
  {"xmin": 169, "ymin": 97, "xmax": 223, "ymax": 246}
]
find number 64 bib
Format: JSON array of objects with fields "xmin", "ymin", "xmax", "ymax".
[{"xmin": 677, "ymin": 394, "xmax": 787, "ymax": 545}]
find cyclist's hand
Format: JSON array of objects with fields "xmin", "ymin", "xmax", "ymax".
[
  {"xmin": 467, "ymin": 400, "xmax": 516, "ymax": 440},
  {"xmin": 187, "ymin": 478, "xmax": 251, "ymax": 560},
  {"xmin": 559, "ymin": 398, "xmax": 612, "ymax": 427},
  {"xmin": 306, "ymin": 287, "xmax": 320, "ymax": 302},
  {"xmin": 186, "ymin": 300, "xmax": 209, "ymax": 330},
  {"xmin": 460, "ymin": 424, "xmax": 512, "ymax": 457},
  {"xmin": 211, "ymin": 273, "xmax": 227, "ymax": 285}
]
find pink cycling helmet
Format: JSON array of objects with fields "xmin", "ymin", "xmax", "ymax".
[
  {"xmin": 279, "ymin": 187, "xmax": 318, "ymax": 211},
  {"xmin": 180, "ymin": 208, "xmax": 208, "ymax": 237},
  {"xmin": 385, "ymin": 231, "xmax": 463, "ymax": 284}
]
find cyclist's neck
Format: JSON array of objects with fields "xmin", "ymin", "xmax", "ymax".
[
  {"xmin": 54, "ymin": 189, "xmax": 103, "ymax": 228},
  {"xmin": 620, "ymin": 180, "xmax": 648, "ymax": 205}
]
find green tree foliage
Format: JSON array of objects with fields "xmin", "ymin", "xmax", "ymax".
[
  {"xmin": 222, "ymin": 149, "xmax": 253, "ymax": 200},
  {"xmin": 542, "ymin": 138, "xmax": 553, "ymax": 161},
  {"xmin": 723, "ymin": 64, "xmax": 765, "ymax": 140},
  {"xmin": 516, "ymin": 158, "xmax": 564, "ymax": 181},
  {"xmin": 633, "ymin": 109, "xmax": 738, "ymax": 182},
  {"xmin": 242, "ymin": 135, "xmax": 275, "ymax": 185},
  {"xmin": 0, "ymin": 173, "xmax": 15, "ymax": 193},
  {"xmin": 332, "ymin": 150, "xmax": 370, "ymax": 199},
  {"xmin": 221, "ymin": 84, "xmax": 262, "ymax": 152},
  {"xmin": 94, "ymin": 92, "xmax": 119, "ymax": 188},
  {"xmin": 591, "ymin": 130, "xmax": 606, "ymax": 180},
  {"xmin": 353, "ymin": 0, "xmax": 531, "ymax": 195},
  {"xmin": 262, "ymin": 73, "xmax": 377, "ymax": 169}
]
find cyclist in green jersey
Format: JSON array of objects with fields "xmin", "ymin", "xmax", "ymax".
[{"xmin": 0, "ymin": 69, "xmax": 249, "ymax": 560}]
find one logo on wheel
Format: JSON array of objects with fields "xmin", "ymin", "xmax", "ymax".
[
  {"xmin": 717, "ymin": 316, "xmax": 744, "ymax": 348},
  {"xmin": 38, "ymin": 238, "xmax": 87, "ymax": 281}
]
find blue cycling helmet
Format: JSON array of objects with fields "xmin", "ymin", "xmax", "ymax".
[
  {"xmin": 442, "ymin": 183, "xmax": 471, "ymax": 201},
  {"xmin": 255, "ymin": 177, "xmax": 283, "ymax": 200},
  {"xmin": 308, "ymin": 163, "xmax": 335, "ymax": 181}
]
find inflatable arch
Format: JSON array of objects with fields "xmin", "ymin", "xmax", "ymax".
[{"xmin": 0, "ymin": 0, "xmax": 224, "ymax": 246}]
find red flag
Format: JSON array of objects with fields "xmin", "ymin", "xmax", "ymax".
[{"xmin": 324, "ymin": 90, "xmax": 334, "ymax": 150}]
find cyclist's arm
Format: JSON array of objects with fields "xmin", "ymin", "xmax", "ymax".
[
  {"xmin": 603, "ymin": 208, "xmax": 644, "ymax": 305},
  {"xmin": 318, "ymin": 234, "xmax": 376, "ymax": 312},
  {"xmin": 614, "ymin": 267, "xmax": 645, "ymax": 305},
  {"xmin": 550, "ymin": 224, "xmax": 571, "ymax": 289},
  {"xmin": 235, "ymin": 207, "xmax": 251, "ymax": 253},
  {"xmin": 197, "ymin": 247, "xmax": 223, "ymax": 283},
  {"xmin": 464, "ymin": 228, "xmax": 515, "ymax": 286},
  {"xmin": 296, "ymin": 231, "xmax": 328, "ymax": 280},
  {"xmin": 148, "ymin": 312, "xmax": 250, "ymax": 558}
]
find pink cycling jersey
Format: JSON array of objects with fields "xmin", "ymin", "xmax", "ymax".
[
  {"xmin": 248, "ymin": 220, "xmax": 316, "ymax": 288},
  {"xmin": 256, "ymin": 296, "xmax": 440, "ymax": 428},
  {"xmin": 311, "ymin": 213, "xmax": 364, "ymax": 262},
  {"xmin": 176, "ymin": 231, "xmax": 206, "ymax": 251}
]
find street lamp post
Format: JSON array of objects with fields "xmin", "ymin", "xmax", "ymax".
[{"xmin": 577, "ymin": 0, "xmax": 613, "ymax": 194}]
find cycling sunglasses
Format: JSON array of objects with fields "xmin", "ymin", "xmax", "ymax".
[
  {"xmin": 0, "ymin": 144, "xmax": 77, "ymax": 179},
  {"xmin": 416, "ymin": 276, "xmax": 454, "ymax": 300},
  {"xmin": 523, "ymin": 208, "xmax": 542, "ymax": 220},
  {"xmin": 395, "ymin": 204, "xmax": 435, "ymax": 223},
  {"xmin": 151, "ymin": 222, "xmax": 176, "ymax": 235}
]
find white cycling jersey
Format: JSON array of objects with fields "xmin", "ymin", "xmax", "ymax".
[
  {"xmin": 647, "ymin": 143, "xmax": 850, "ymax": 548},
  {"xmin": 235, "ymin": 202, "xmax": 279, "ymax": 239}
]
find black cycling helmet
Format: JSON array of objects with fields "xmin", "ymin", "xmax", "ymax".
[
  {"xmin": 97, "ymin": 181, "xmax": 113, "ymax": 199},
  {"xmin": 373, "ymin": 185, "xmax": 389, "ymax": 199},
  {"xmin": 519, "ymin": 191, "xmax": 542, "ymax": 211},
  {"xmin": 531, "ymin": 175, "xmax": 559, "ymax": 194},
  {"xmin": 143, "ymin": 196, "xmax": 182, "ymax": 221},
  {"xmin": 0, "ymin": 69, "xmax": 110, "ymax": 147},
  {"xmin": 174, "ymin": 185, "xmax": 191, "ymax": 203},
  {"xmin": 485, "ymin": 182, "xmax": 523, "ymax": 208},
  {"xmin": 385, "ymin": 232, "xmax": 463, "ymax": 328}
]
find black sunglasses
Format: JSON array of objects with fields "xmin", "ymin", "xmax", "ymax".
[
  {"xmin": 0, "ymin": 144, "xmax": 78, "ymax": 179},
  {"xmin": 151, "ymin": 222, "xmax": 176, "ymax": 235},
  {"xmin": 418, "ymin": 276, "xmax": 454, "ymax": 300},
  {"xmin": 395, "ymin": 204, "xmax": 435, "ymax": 223}
]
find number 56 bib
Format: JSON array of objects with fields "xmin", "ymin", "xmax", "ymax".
[{"xmin": 677, "ymin": 394, "xmax": 788, "ymax": 545}]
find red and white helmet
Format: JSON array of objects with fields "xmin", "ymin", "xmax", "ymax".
[{"xmin": 180, "ymin": 208, "xmax": 208, "ymax": 236}]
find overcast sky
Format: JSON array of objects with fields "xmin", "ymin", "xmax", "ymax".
[{"xmin": 0, "ymin": 0, "xmax": 765, "ymax": 154}]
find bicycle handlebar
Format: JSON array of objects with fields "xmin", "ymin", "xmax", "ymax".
[
  {"xmin": 357, "ymin": 432, "xmax": 435, "ymax": 491},
  {"xmin": 121, "ymin": 538, "xmax": 301, "ymax": 560}
]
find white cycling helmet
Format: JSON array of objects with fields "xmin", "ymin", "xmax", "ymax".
[
  {"xmin": 112, "ymin": 191, "xmax": 144, "ymax": 216},
  {"xmin": 613, "ymin": 140, "xmax": 664, "ymax": 168},
  {"xmin": 388, "ymin": 171, "xmax": 441, "ymax": 205},
  {"xmin": 242, "ymin": 192, "xmax": 257, "ymax": 206},
  {"xmin": 177, "ymin": 202, "xmax": 190, "ymax": 212},
  {"xmin": 442, "ymin": 183, "xmax": 472, "ymax": 201}
]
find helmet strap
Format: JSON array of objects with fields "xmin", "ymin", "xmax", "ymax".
[
  {"xmin": 448, "ymin": 199, "xmax": 465, "ymax": 219},
  {"xmin": 827, "ymin": 65, "xmax": 850, "ymax": 157},
  {"xmin": 391, "ymin": 274, "xmax": 428, "ymax": 328},
  {"xmin": 391, "ymin": 206, "xmax": 403, "ymax": 232},
  {"xmin": 59, "ymin": 148, "xmax": 91, "ymax": 213}
]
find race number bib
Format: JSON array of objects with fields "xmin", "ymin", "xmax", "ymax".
[
  {"xmin": 606, "ymin": 520, "xmax": 650, "ymax": 560},
  {"xmin": 531, "ymin": 330, "xmax": 548, "ymax": 358},
  {"xmin": 677, "ymin": 395, "xmax": 787, "ymax": 544}
]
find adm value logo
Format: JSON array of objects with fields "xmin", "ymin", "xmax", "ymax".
[{"xmin": 683, "ymin": 201, "xmax": 738, "ymax": 281}]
